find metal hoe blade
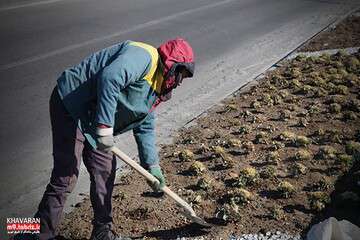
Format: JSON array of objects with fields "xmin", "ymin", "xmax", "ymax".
[{"xmin": 178, "ymin": 207, "xmax": 212, "ymax": 228}]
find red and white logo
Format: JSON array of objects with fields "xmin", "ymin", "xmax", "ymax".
[{"xmin": 7, "ymin": 218, "xmax": 40, "ymax": 235}]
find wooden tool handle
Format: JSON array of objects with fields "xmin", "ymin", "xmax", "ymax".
[
  {"xmin": 110, "ymin": 146, "xmax": 195, "ymax": 214},
  {"xmin": 111, "ymin": 146, "xmax": 158, "ymax": 184},
  {"xmin": 161, "ymin": 186, "xmax": 195, "ymax": 214}
]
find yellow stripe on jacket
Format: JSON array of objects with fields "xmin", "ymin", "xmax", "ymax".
[{"xmin": 130, "ymin": 41, "xmax": 164, "ymax": 94}]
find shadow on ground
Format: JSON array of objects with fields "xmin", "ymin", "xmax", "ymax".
[
  {"xmin": 142, "ymin": 223, "xmax": 210, "ymax": 240},
  {"xmin": 301, "ymin": 160, "xmax": 360, "ymax": 236}
]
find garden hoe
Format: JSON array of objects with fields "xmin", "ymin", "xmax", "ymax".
[{"xmin": 110, "ymin": 146, "xmax": 211, "ymax": 228}]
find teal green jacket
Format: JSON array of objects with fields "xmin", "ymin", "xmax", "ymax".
[{"xmin": 57, "ymin": 40, "xmax": 164, "ymax": 168}]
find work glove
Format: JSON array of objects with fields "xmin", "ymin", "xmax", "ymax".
[
  {"xmin": 96, "ymin": 126, "xmax": 114, "ymax": 153},
  {"xmin": 147, "ymin": 166, "xmax": 166, "ymax": 192}
]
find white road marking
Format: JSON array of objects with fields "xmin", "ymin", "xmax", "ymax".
[
  {"xmin": 0, "ymin": 0, "xmax": 66, "ymax": 11},
  {"xmin": 0, "ymin": 0, "xmax": 237, "ymax": 72}
]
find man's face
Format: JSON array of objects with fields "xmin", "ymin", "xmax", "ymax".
[{"xmin": 174, "ymin": 67, "xmax": 190, "ymax": 89}]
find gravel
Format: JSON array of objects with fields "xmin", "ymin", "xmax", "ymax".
[{"xmin": 229, "ymin": 231, "xmax": 302, "ymax": 240}]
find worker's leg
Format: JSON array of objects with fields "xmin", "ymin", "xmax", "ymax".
[
  {"xmin": 83, "ymin": 142, "xmax": 116, "ymax": 227},
  {"xmin": 35, "ymin": 87, "xmax": 85, "ymax": 240}
]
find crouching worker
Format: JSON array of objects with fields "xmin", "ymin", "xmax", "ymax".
[{"xmin": 14, "ymin": 38, "xmax": 195, "ymax": 240}]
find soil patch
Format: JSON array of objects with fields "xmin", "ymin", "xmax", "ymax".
[{"xmin": 299, "ymin": 12, "xmax": 360, "ymax": 52}]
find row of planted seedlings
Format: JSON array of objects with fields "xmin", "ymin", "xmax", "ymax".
[{"xmin": 165, "ymin": 50, "xmax": 360, "ymax": 225}]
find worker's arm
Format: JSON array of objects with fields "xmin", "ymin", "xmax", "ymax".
[
  {"xmin": 133, "ymin": 112, "xmax": 165, "ymax": 191},
  {"xmin": 133, "ymin": 112, "xmax": 159, "ymax": 169}
]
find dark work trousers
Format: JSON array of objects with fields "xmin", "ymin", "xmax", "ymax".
[{"xmin": 35, "ymin": 87, "xmax": 117, "ymax": 240}]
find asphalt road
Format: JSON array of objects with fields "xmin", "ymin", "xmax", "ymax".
[{"xmin": 0, "ymin": 0, "xmax": 358, "ymax": 237}]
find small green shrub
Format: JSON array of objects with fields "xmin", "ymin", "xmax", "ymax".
[
  {"xmin": 238, "ymin": 126, "xmax": 250, "ymax": 135},
  {"xmin": 251, "ymin": 100, "xmax": 261, "ymax": 109},
  {"xmin": 227, "ymin": 138, "xmax": 242, "ymax": 148},
  {"xmin": 308, "ymin": 191, "xmax": 330, "ymax": 212},
  {"xmin": 196, "ymin": 144, "xmax": 210, "ymax": 154},
  {"xmin": 242, "ymin": 141, "xmax": 255, "ymax": 153},
  {"xmin": 295, "ymin": 149, "xmax": 312, "ymax": 161},
  {"xmin": 278, "ymin": 181, "xmax": 296, "ymax": 198},
  {"xmin": 228, "ymin": 188, "xmax": 254, "ymax": 206},
  {"xmin": 297, "ymin": 118, "xmax": 309, "ymax": 127},
  {"xmin": 294, "ymin": 136, "xmax": 311, "ymax": 147},
  {"xmin": 226, "ymin": 104, "xmax": 238, "ymax": 111},
  {"xmin": 266, "ymin": 151, "xmax": 281, "ymax": 165},
  {"xmin": 290, "ymin": 79, "xmax": 302, "ymax": 89},
  {"xmin": 261, "ymin": 93, "xmax": 274, "ymax": 106},
  {"xmin": 189, "ymin": 161, "xmax": 206, "ymax": 175},
  {"xmin": 289, "ymin": 163, "xmax": 307, "ymax": 176},
  {"xmin": 336, "ymin": 154, "xmax": 353, "ymax": 167},
  {"xmin": 332, "ymin": 85, "xmax": 349, "ymax": 95},
  {"xmin": 328, "ymin": 67, "xmax": 338, "ymax": 75},
  {"xmin": 295, "ymin": 85, "xmax": 313, "ymax": 95},
  {"xmin": 254, "ymin": 132, "xmax": 268, "ymax": 144},
  {"xmin": 269, "ymin": 205, "xmax": 285, "ymax": 220},
  {"xmin": 215, "ymin": 202, "xmax": 240, "ymax": 222},
  {"xmin": 313, "ymin": 87, "xmax": 328, "ymax": 98},
  {"xmin": 179, "ymin": 149, "xmax": 194, "ymax": 161},
  {"xmin": 308, "ymin": 105, "xmax": 322, "ymax": 115},
  {"xmin": 343, "ymin": 112, "xmax": 357, "ymax": 121},
  {"xmin": 212, "ymin": 146, "xmax": 225, "ymax": 156},
  {"xmin": 279, "ymin": 110, "xmax": 292, "ymax": 121},
  {"xmin": 317, "ymin": 146, "xmax": 337, "ymax": 159},
  {"xmin": 279, "ymin": 89, "xmax": 290, "ymax": 98},
  {"xmin": 196, "ymin": 177, "xmax": 213, "ymax": 190},
  {"xmin": 329, "ymin": 103, "xmax": 342, "ymax": 113},
  {"xmin": 232, "ymin": 167, "xmax": 259, "ymax": 187},
  {"xmin": 314, "ymin": 128, "xmax": 325, "ymax": 136},
  {"xmin": 345, "ymin": 141, "xmax": 360, "ymax": 161},
  {"xmin": 327, "ymin": 95, "xmax": 346, "ymax": 105},
  {"xmin": 345, "ymin": 56, "xmax": 360, "ymax": 72},
  {"xmin": 269, "ymin": 141, "xmax": 286, "ymax": 151},
  {"xmin": 312, "ymin": 177, "xmax": 331, "ymax": 191},
  {"xmin": 278, "ymin": 131, "xmax": 296, "ymax": 141},
  {"xmin": 260, "ymin": 166, "xmax": 276, "ymax": 179}
]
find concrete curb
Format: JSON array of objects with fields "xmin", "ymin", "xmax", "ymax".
[{"xmin": 286, "ymin": 47, "xmax": 360, "ymax": 60}]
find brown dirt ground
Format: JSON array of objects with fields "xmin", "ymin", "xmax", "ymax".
[
  {"xmin": 58, "ymin": 15, "xmax": 360, "ymax": 240},
  {"xmin": 299, "ymin": 13, "xmax": 360, "ymax": 52}
]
